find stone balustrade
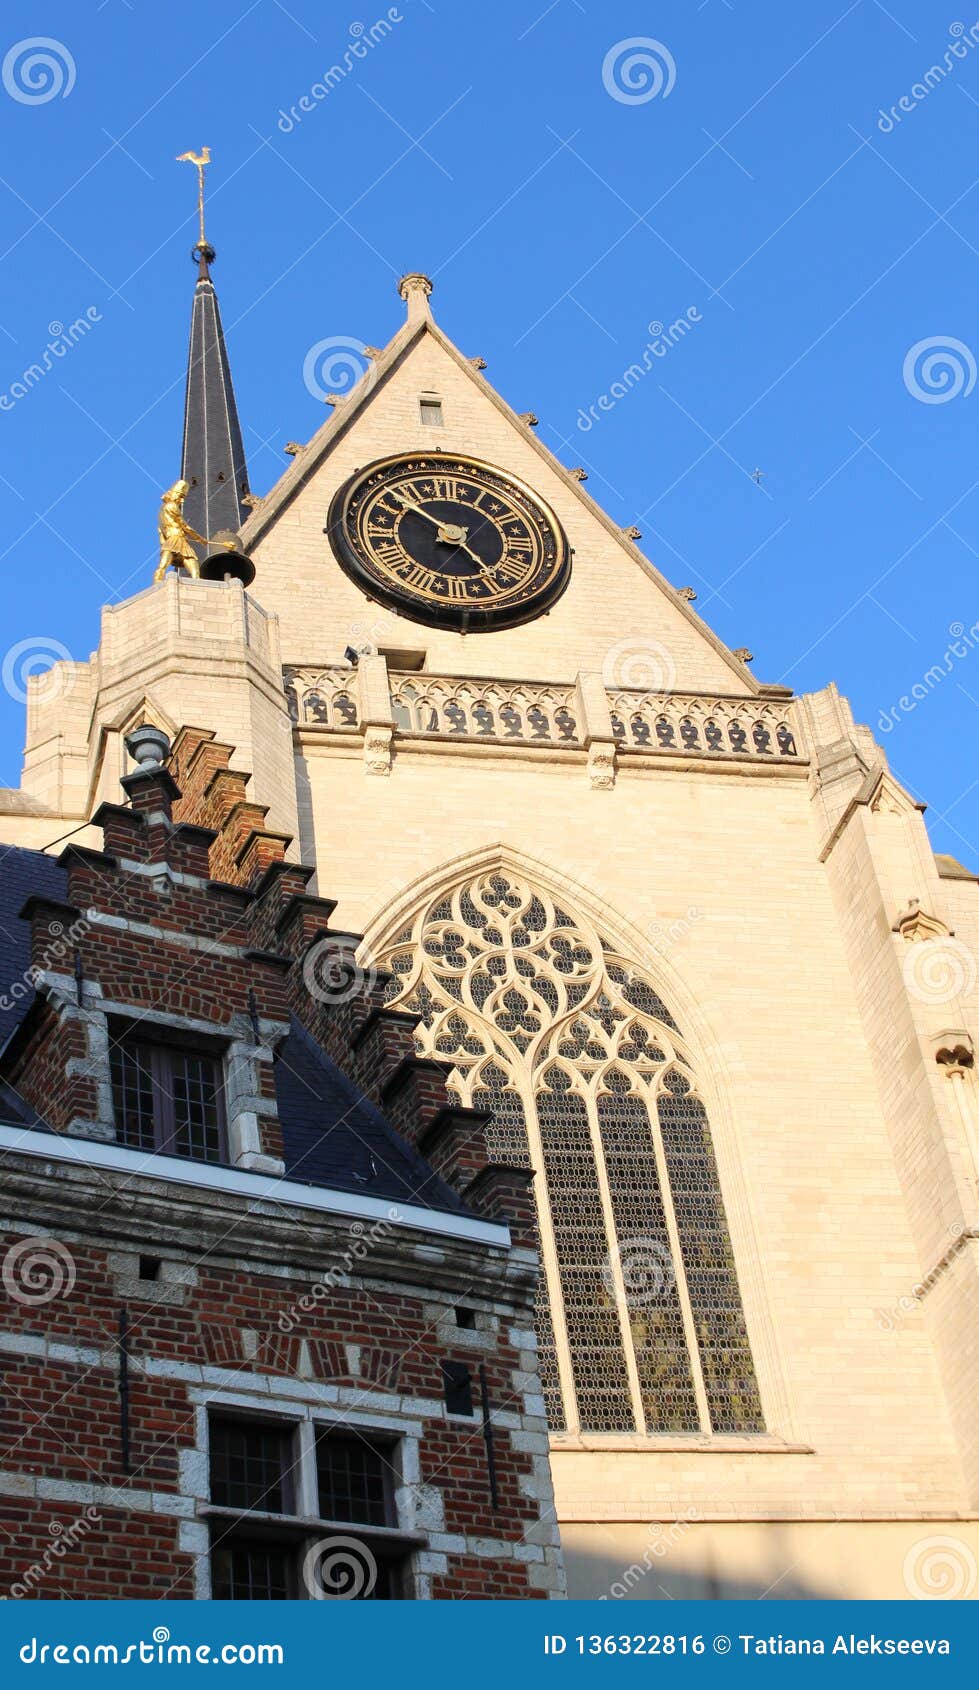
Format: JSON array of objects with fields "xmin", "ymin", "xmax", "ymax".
[
  {"xmin": 608, "ymin": 688, "xmax": 800, "ymax": 760},
  {"xmin": 283, "ymin": 661, "xmax": 806, "ymax": 781},
  {"xmin": 390, "ymin": 673, "xmax": 580, "ymax": 744},
  {"xmin": 284, "ymin": 666, "xmax": 360, "ymax": 730}
]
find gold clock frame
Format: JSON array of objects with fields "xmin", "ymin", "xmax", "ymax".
[{"xmin": 326, "ymin": 451, "xmax": 572, "ymax": 632}]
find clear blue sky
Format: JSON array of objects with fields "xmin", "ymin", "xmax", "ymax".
[{"xmin": 0, "ymin": 0, "xmax": 976, "ymax": 861}]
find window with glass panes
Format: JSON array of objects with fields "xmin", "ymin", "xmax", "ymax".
[
  {"xmin": 110, "ymin": 1034, "xmax": 225, "ymax": 1162},
  {"xmin": 316, "ymin": 1430, "xmax": 391, "ymax": 1526},
  {"xmin": 211, "ymin": 1540, "xmax": 294, "ymax": 1601},
  {"xmin": 210, "ymin": 1419, "xmax": 296, "ymax": 1515},
  {"xmin": 378, "ymin": 869, "xmax": 765, "ymax": 1439},
  {"xmin": 207, "ymin": 1416, "xmax": 404, "ymax": 1601}
]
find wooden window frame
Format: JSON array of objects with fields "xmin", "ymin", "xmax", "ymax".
[{"xmin": 110, "ymin": 1029, "xmax": 228, "ymax": 1164}]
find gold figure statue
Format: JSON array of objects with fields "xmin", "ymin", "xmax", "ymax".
[
  {"xmin": 176, "ymin": 145, "xmax": 211, "ymax": 247},
  {"xmin": 155, "ymin": 479, "xmax": 232, "ymax": 582}
]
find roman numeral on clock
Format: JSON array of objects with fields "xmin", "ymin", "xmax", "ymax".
[
  {"xmin": 440, "ymin": 574, "xmax": 473, "ymax": 599},
  {"xmin": 494, "ymin": 558, "xmax": 531, "ymax": 585},
  {"xmin": 395, "ymin": 561, "xmax": 435, "ymax": 590}
]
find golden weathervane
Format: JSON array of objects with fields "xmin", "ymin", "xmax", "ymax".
[{"xmin": 176, "ymin": 144, "xmax": 211, "ymax": 248}]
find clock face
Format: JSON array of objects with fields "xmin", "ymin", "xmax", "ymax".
[{"xmin": 326, "ymin": 453, "xmax": 570, "ymax": 630}]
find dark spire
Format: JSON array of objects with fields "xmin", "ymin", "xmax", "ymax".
[{"xmin": 180, "ymin": 240, "xmax": 250, "ymax": 541}]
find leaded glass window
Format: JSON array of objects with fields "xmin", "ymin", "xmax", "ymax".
[
  {"xmin": 110, "ymin": 1037, "xmax": 226, "ymax": 1164},
  {"xmin": 207, "ymin": 1418, "xmax": 403, "ymax": 1600},
  {"xmin": 377, "ymin": 870, "xmax": 764, "ymax": 1437}
]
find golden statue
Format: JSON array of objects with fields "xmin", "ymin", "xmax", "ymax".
[
  {"xmin": 155, "ymin": 479, "xmax": 232, "ymax": 582},
  {"xmin": 176, "ymin": 145, "xmax": 211, "ymax": 247}
]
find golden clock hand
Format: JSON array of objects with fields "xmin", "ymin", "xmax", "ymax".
[
  {"xmin": 393, "ymin": 491, "xmax": 444, "ymax": 529},
  {"xmin": 393, "ymin": 493, "xmax": 472, "ymax": 542},
  {"xmin": 394, "ymin": 494, "xmax": 485, "ymax": 564},
  {"xmin": 391, "ymin": 491, "xmax": 495, "ymax": 571},
  {"xmin": 454, "ymin": 537, "xmax": 489, "ymax": 569}
]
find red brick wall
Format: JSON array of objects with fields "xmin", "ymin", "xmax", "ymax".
[
  {"xmin": 6, "ymin": 998, "xmax": 93, "ymax": 1135},
  {"xmin": 0, "ymin": 1223, "xmax": 551, "ymax": 1599}
]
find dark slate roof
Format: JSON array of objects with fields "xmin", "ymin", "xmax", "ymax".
[
  {"xmin": 0, "ymin": 844, "xmax": 67, "ymax": 1052},
  {"xmin": 274, "ymin": 1014, "xmax": 469, "ymax": 1215},
  {"xmin": 180, "ymin": 249, "xmax": 250, "ymax": 540},
  {"xmin": 0, "ymin": 1076, "xmax": 47, "ymax": 1130}
]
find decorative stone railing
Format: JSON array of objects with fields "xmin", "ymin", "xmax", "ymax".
[
  {"xmin": 284, "ymin": 658, "xmax": 805, "ymax": 784},
  {"xmin": 285, "ymin": 667, "xmax": 359, "ymax": 730},
  {"xmin": 609, "ymin": 689, "xmax": 799, "ymax": 760},
  {"xmin": 390, "ymin": 673, "xmax": 579, "ymax": 745}
]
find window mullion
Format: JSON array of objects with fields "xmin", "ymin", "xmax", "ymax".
[
  {"xmin": 584, "ymin": 1087, "xmax": 647, "ymax": 1433},
  {"xmin": 152, "ymin": 1045, "xmax": 176, "ymax": 1153},
  {"xmin": 518, "ymin": 1074, "xmax": 582, "ymax": 1437},
  {"xmin": 294, "ymin": 1420, "xmax": 318, "ymax": 1518},
  {"xmin": 645, "ymin": 1085, "xmax": 713, "ymax": 1432}
]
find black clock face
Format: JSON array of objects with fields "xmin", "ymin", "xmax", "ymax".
[{"xmin": 326, "ymin": 454, "xmax": 570, "ymax": 630}]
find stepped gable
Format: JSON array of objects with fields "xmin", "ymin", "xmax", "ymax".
[{"xmin": 0, "ymin": 728, "xmax": 534, "ymax": 1238}]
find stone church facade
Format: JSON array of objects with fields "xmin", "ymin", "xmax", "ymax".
[{"xmin": 1, "ymin": 258, "xmax": 978, "ymax": 1601}]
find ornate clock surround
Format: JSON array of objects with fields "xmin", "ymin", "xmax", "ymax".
[{"xmin": 326, "ymin": 452, "xmax": 571, "ymax": 631}]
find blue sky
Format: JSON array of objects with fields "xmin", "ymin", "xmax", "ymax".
[{"xmin": 0, "ymin": 0, "xmax": 977, "ymax": 861}]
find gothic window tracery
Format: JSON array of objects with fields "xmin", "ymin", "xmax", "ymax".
[{"xmin": 378, "ymin": 870, "xmax": 764, "ymax": 1438}]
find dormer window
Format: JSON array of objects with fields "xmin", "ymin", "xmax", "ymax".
[{"xmin": 110, "ymin": 1032, "xmax": 226, "ymax": 1164}]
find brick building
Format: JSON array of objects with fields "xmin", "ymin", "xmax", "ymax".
[
  {"xmin": 0, "ymin": 726, "xmax": 564, "ymax": 1599},
  {"xmin": 1, "ymin": 219, "xmax": 978, "ymax": 1600}
]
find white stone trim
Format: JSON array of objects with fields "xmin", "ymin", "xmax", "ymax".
[
  {"xmin": 0, "ymin": 1121, "xmax": 510, "ymax": 1247},
  {"xmin": 188, "ymin": 1384, "xmax": 424, "ymax": 1433},
  {"xmin": 0, "ymin": 1470, "xmax": 194, "ymax": 1517},
  {"xmin": 115, "ymin": 858, "xmax": 214, "ymax": 889},
  {"xmin": 84, "ymin": 908, "xmax": 250, "ymax": 960}
]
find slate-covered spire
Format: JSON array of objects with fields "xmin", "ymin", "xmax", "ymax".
[{"xmin": 180, "ymin": 239, "xmax": 250, "ymax": 542}]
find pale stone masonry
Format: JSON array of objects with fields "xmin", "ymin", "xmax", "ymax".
[{"xmin": 2, "ymin": 274, "xmax": 977, "ymax": 1600}]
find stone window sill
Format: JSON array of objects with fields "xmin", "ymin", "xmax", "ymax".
[{"xmin": 200, "ymin": 1503, "xmax": 427, "ymax": 1553}]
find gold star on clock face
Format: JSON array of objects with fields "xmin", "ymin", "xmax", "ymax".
[{"xmin": 327, "ymin": 454, "xmax": 571, "ymax": 630}]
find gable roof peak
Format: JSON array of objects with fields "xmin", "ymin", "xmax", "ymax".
[
  {"xmin": 397, "ymin": 271, "xmax": 434, "ymax": 323},
  {"xmin": 234, "ymin": 280, "xmax": 761, "ymax": 694}
]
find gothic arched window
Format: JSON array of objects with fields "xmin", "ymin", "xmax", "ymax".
[{"xmin": 379, "ymin": 871, "xmax": 764, "ymax": 1438}]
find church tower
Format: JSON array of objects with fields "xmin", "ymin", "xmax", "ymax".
[{"xmin": 2, "ymin": 235, "xmax": 979, "ymax": 1601}]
